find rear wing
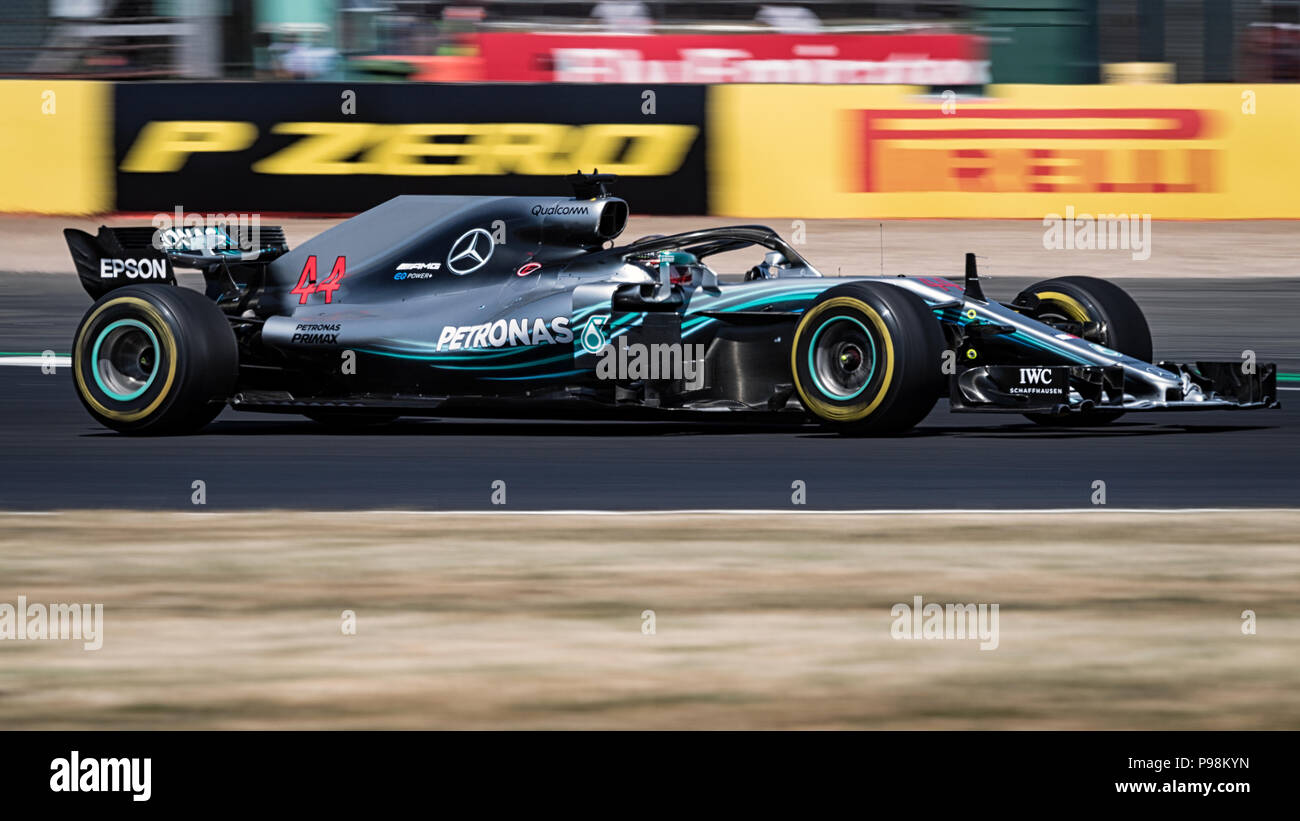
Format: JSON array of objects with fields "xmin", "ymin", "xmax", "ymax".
[{"xmin": 65, "ymin": 224, "xmax": 289, "ymax": 300}]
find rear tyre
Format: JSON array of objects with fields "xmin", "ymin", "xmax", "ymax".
[
  {"xmin": 791, "ymin": 282, "xmax": 945, "ymax": 435},
  {"xmin": 1014, "ymin": 275, "xmax": 1153, "ymax": 427},
  {"xmin": 72, "ymin": 285, "xmax": 238, "ymax": 434}
]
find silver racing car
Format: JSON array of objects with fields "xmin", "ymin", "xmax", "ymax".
[{"xmin": 63, "ymin": 173, "xmax": 1279, "ymax": 435}]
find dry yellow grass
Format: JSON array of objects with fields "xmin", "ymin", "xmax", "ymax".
[{"xmin": 0, "ymin": 511, "xmax": 1296, "ymax": 729}]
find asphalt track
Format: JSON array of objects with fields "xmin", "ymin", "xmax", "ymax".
[{"xmin": 1, "ymin": 272, "xmax": 1295, "ymax": 510}]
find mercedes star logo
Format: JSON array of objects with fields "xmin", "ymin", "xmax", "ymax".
[{"xmin": 447, "ymin": 228, "xmax": 494, "ymax": 275}]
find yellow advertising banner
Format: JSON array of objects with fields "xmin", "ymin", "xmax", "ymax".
[
  {"xmin": 710, "ymin": 84, "xmax": 1300, "ymax": 219},
  {"xmin": 0, "ymin": 81, "xmax": 111, "ymax": 214}
]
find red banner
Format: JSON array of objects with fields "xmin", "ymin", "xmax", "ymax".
[{"xmin": 472, "ymin": 33, "xmax": 988, "ymax": 85}]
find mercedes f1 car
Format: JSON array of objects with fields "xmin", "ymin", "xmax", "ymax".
[{"xmin": 64, "ymin": 173, "xmax": 1279, "ymax": 435}]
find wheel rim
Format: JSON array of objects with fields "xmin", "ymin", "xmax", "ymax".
[
  {"xmin": 808, "ymin": 315, "xmax": 877, "ymax": 400},
  {"xmin": 1035, "ymin": 302, "xmax": 1109, "ymax": 348},
  {"xmin": 91, "ymin": 319, "xmax": 160, "ymax": 401}
]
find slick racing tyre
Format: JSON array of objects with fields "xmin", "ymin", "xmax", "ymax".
[
  {"xmin": 1014, "ymin": 275, "xmax": 1153, "ymax": 427},
  {"xmin": 791, "ymin": 282, "xmax": 945, "ymax": 435},
  {"xmin": 72, "ymin": 285, "xmax": 238, "ymax": 435}
]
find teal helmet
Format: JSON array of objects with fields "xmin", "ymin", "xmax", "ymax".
[
  {"xmin": 657, "ymin": 250, "xmax": 699, "ymax": 266},
  {"xmin": 658, "ymin": 250, "xmax": 703, "ymax": 285}
]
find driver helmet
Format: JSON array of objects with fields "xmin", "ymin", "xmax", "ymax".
[{"xmin": 657, "ymin": 250, "xmax": 702, "ymax": 285}]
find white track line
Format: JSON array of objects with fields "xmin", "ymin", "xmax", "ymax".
[
  {"xmin": 1, "ymin": 508, "xmax": 1296, "ymax": 517},
  {"xmin": 329, "ymin": 507, "xmax": 1300, "ymax": 516},
  {"xmin": 0, "ymin": 356, "xmax": 71, "ymax": 367}
]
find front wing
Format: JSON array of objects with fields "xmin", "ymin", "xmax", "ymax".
[{"xmin": 949, "ymin": 361, "xmax": 1279, "ymax": 415}]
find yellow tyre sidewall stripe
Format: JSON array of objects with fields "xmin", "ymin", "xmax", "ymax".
[
  {"xmin": 1032, "ymin": 290, "xmax": 1091, "ymax": 323},
  {"xmin": 791, "ymin": 296, "xmax": 895, "ymax": 423},
  {"xmin": 74, "ymin": 296, "xmax": 179, "ymax": 422}
]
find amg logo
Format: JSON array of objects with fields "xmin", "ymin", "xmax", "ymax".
[
  {"xmin": 99, "ymin": 258, "xmax": 168, "ymax": 280},
  {"xmin": 50, "ymin": 750, "xmax": 151, "ymax": 802},
  {"xmin": 1019, "ymin": 368, "xmax": 1053, "ymax": 384}
]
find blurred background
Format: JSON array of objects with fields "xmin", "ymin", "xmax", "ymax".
[
  {"xmin": 2, "ymin": 3, "xmax": 1297, "ymax": 217},
  {"xmin": 1, "ymin": 0, "xmax": 1297, "ymax": 83}
]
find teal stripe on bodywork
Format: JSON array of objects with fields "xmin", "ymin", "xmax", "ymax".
[
  {"xmin": 388, "ymin": 346, "xmax": 545, "ymax": 361},
  {"xmin": 356, "ymin": 347, "xmax": 573, "ymax": 371},
  {"xmin": 680, "ymin": 289, "xmax": 820, "ymax": 336},
  {"xmin": 481, "ymin": 369, "xmax": 587, "ymax": 381},
  {"xmin": 684, "ymin": 289, "xmax": 821, "ymax": 317},
  {"xmin": 1008, "ymin": 331, "xmax": 1093, "ymax": 364},
  {"xmin": 426, "ymin": 352, "xmax": 574, "ymax": 371}
]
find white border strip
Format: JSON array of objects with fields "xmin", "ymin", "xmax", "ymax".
[
  {"xmin": 329, "ymin": 507, "xmax": 1300, "ymax": 515},
  {"xmin": 2, "ymin": 507, "xmax": 1296, "ymax": 517},
  {"xmin": 0, "ymin": 356, "xmax": 72, "ymax": 368}
]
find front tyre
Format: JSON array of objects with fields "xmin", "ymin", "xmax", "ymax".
[
  {"xmin": 72, "ymin": 285, "xmax": 238, "ymax": 435},
  {"xmin": 1014, "ymin": 276, "xmax": 1153, "ymax": 427},
  {"xmin": 791, "ymin": 282, "xmax": 945, "ymax": 435}
]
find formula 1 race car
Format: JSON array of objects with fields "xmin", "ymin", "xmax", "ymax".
[{"xmin": 64, "ymin": 173, "xmax": 1279, "ymax": 435}]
